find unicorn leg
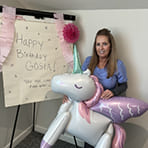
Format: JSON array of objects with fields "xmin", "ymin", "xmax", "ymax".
[
  {"xmin": 95, "ymin": 123, "xmax": 114, "ymax": 148},
  {"xmin": 40, "ymin": 112, "xmax": 70, "ymax": 148}
]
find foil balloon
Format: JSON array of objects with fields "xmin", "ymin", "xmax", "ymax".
[
  {"xmin": 41, "ymin": 70, "xmax": 115, "ymax": 148},
  {"xmin": 40, "ymin": 46, "xmax": 148, "ymax": 148},
  {"xmin": 91, "ymin": 96, "xmax": 148, "ymax": 124}
]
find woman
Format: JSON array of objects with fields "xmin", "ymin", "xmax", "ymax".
[
  {"xmin": 82, "ymin": 28, "xmax": 128, "ymax": 148},
  {"xmin": 63, "ymin": 28, "xmax": 128, "ymax": 148}
]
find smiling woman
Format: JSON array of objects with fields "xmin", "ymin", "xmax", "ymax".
[
  {"xmin": 82, "ymin": 28, "xmax": 127, "ymax": 98},
  {"xmin": 82, "ymin": 28, "xmax": 128, "ymax": 148},
  {"xmin": 95, "ymin": 35, "xmax": 111, "ymax": 62}
]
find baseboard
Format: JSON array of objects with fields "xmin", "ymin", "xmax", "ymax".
[
  {"xmin": 35, "ymin": 124, "xmax": 84, "ymax": 147},
  {"xmin": 35, "ymin": 124, "xmax": 48, "ymax": 135},
  {"xmin": 4, "ymin": 125, "xmax": 33, "ymax": 148}
]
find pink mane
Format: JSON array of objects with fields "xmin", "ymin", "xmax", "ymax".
[{"xmin": 78, "ymin": 75, "xmax": 103, "ymax": 123}]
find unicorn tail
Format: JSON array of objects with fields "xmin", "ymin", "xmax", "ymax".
[{"xmin": 112, "ymin": 123, "xmax": 126, "ymax": 148}]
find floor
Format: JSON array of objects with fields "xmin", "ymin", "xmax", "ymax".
[{"xmin": 15, "ymin": 131, "xmax": 78, "ymax": 148}]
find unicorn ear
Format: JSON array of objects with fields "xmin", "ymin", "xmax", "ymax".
[{"xmin": 83, "ymin": 69, "xmax": 91, "ymax": 75}]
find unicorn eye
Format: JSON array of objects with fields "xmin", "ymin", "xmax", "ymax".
[{"xmin": 74, "ymin": 84, "xmax": 83, "ymax": 89}]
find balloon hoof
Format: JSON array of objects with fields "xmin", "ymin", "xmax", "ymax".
[{"xmin": 40, "ymin": 140, "xmax": 51, "ymax": 148}]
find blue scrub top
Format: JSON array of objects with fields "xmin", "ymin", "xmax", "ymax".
[{"xmin": 81, "ymin": 56, "xmax": 128, "ymax": 90}]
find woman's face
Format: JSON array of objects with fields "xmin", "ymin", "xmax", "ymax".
[{"xmin": 95, "ymin": 35, "xmax": 111, "ymax": 59}]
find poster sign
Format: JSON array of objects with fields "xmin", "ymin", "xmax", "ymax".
[{"xmin": 1, "ymin": 18, "xmax": 72, "ymax": 107}]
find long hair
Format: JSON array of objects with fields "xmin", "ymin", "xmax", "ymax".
[{"xmin": 88, "ymin": 28, "xmax": 117, "ymax": 78}]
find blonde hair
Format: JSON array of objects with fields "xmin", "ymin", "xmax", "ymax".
[{"xmin": 88, "ymin": 28, "xmax": 117, "ymax": 78}]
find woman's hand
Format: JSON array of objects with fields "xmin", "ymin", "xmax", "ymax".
[
  {"xmin": 101, "ymin": 89, "xmax": 114, "ymax": 99},
  {"xmin": 62, "ymin": 95, "xmax": 69, "ymax": 103}
]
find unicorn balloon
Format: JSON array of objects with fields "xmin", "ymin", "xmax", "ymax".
[{"xmin": 40, "ymin": 45, "xmax": 148, "ymax": 148}]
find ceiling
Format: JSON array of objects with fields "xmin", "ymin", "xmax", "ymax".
[{"xmin": 0, "ymin": 0, "xmax": 148, "ymax": 11}]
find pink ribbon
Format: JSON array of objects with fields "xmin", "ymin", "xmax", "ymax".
[
  {"xmin": 54, "ymin": 13, "xmax": 73, "ymax": 68},
  {"xmin": 78, "ymin": 75, "xmax": 104, "ymax": 124},
  {"xmin": 0, "ymin": 6, "xmax": 16, "ymax": 72},
  {"xmin": 79, "ymin": 102, "xmax": 90, "ymax": 123},
  {"xmin": 84, "ymin": 75, "xmax": 104, "ymax": 108}
]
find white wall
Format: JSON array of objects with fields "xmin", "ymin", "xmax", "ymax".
[
  {"xmin": 36, "ymin": 9, "xmax": 148, "ymax": 148},
  {"xmin": 73, "ymin": 9, "xmax": 148, "ymax": 148},
  {"xmin": 72, "ymin": 9, "xmax": 148, "ymax": 100}
]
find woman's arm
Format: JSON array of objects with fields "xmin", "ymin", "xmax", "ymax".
[
  {"xmin": 110, "ymin": 82, "xmax": 128, "ymax": 96},
  {"xmin": 101, "ymin": 82, "xmax": 127, "ymax": 99},
  {"xmin": 111, "ymin": 60, "xmax": 128, "ymax": 96}
]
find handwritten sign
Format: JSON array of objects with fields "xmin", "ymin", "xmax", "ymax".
[{"xmin": 2, "ymin": 19, "xmax": 73, "ymax": 107}]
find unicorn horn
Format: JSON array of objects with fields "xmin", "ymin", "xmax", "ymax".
[{"xmin": 73, "ymin": 44, "xmax": 83, "ymax": 74}]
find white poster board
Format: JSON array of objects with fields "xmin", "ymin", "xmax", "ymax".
[{"xmin": 1, "ymin": 17, "xmax": 73, "ymax": 107}]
